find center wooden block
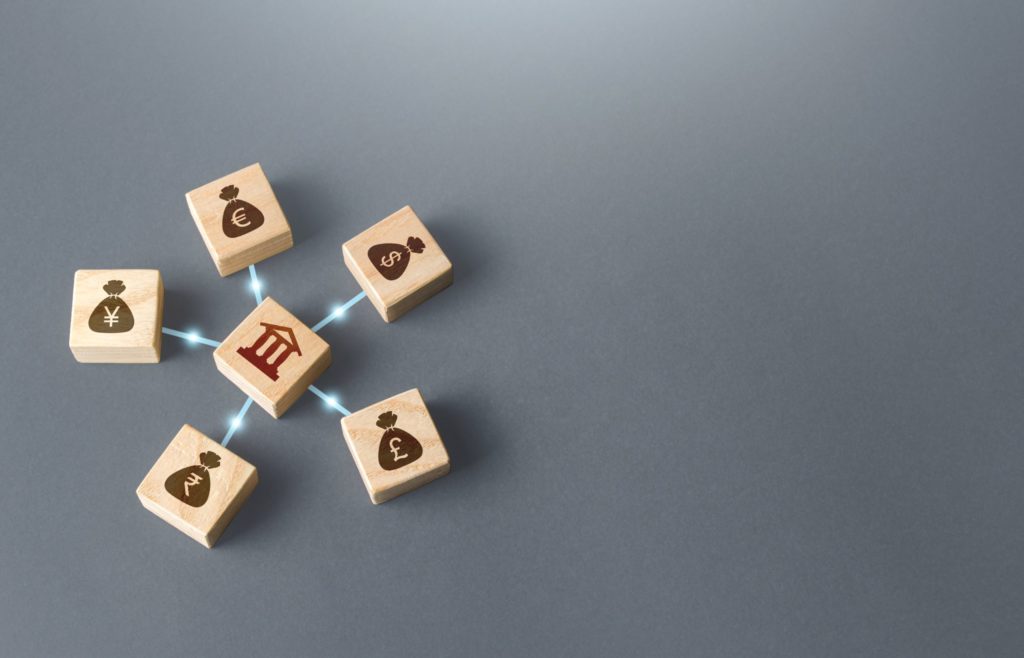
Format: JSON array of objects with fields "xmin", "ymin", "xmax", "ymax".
[
  {"xmin": 340, "ymin": 388, "xmax": 451, "ymax": 504},
  {"xmin": 186, "ymin": 163, "xmax": 294, "ymax": 277},
  {"xmin": 136, "ymin": 424, "xmax": 258, "ymax": 548},
  {"xmin": 214, "ymin": 297, "xmax": 331, "ymax": 418}
]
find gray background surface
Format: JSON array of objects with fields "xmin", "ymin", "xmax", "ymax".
[{"xmin": 1, "ymin": 1, "xmax": 1023, "ymax": 656}]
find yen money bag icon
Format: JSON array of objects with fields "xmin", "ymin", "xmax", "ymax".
[
  {"xmin": 88, "ymin": 280, "xmax": 135, "ymax": 333},
  {"xmin": 376, "ymin": 411, "xmax": 423, "ymax": 470},
  {"xmin": 368, "ymin": 236, "xmax": 426, "ymax": 281},
  {"xmin": 220, "ymin": 184, "xmax": 264, "ymax": 238},
  {"xmin": 164, "ymin": 451, "xmax": 221, "ymax": 507}
]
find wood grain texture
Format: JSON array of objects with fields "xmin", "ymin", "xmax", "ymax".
[
  {"xmin": 341, "ymin": 388, "xmax": 450, "ymax": 504},
  {"xmin": 136, "ymin": 424, "xmax": 258, "ymax": 548},
  {"xmin": 186, "ymin": 163, "xmax": 293, "ymax": 277},
  {"xmin": 69, "ymin": 269, "xmax": 163, "ymax": 363},
  {"xmin": 214, "ymin": 297, "xmax": 331, "ymax": 418},
  {"xmin": 342, "ymin": 205, "xmax": 453, "ymax": 322}
]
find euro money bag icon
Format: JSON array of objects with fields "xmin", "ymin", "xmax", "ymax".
[
  {"xmin": 164, "ymin": 451, "xmax": 221, "ymax": 507},
  {"xmin": 88, "ymin": 280, "xmax": 135, "ymax": 333},
  {"xmin": 220, "ymin": 184, "xmax": 264, "ymax": 238},
  {"xmin": 376, "ymin": 411, "xmax": 423, "ymax": 470},
  {"xmin": 368, "ymin": 236, "xmax": 426, "ymax": 281}
]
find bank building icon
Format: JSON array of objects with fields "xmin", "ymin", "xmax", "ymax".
[{"xmin": 237, "ymin": 322, "xmax": 301, "ymax": 381}]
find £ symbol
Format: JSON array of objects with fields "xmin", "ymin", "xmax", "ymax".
[
  {"xmin": 103, "ymin": 305, "xmax": 120, "ymax": 327},
  {"xmin": 379, "ymin": 251, "xmax": 403, "ymax": 268},
  {"xmin": 389, "ymin": 437, "xmax": 408, "ymax": 462},
  {"xmin": 230, "ymin": 206, "xmax": 251, "ymax": 228}
]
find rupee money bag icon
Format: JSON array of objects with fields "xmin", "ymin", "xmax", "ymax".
[
  {"xmin": 376, "ymin": 411, "xmax": 423, "ymax": 470},
  {"xmin": 220, "ymin": 184, "xmax": 264, "ymax": 238},
  {"xmin": 164, "ymin": 451, "xmax": 221, "ymax": 507},
  {"xmin": 88, "ymin": 280, "xmax": 135, "ymax": 333},
  {"xmin": 368, "ymin": 236, "xmax": 426, "ymax": 281}
]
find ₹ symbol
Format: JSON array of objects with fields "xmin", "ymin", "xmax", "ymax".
[
  {"xmin": 164, "ymin": 451, "xmax": 221, "ymax": 508},
  {"xmin": 368, "ymin": 236, "xmax": 426, "ymax": 281},
  {"xmin": 376, "ymin": 411, "xmax": 423, "ymax": 470},
  {"xmin": 220, "ymin": 185, "xmax": 265, "ymax": 238},
  {"xmin": 88, "ymin": 280, "xmax": 135, "ymax": 333}
]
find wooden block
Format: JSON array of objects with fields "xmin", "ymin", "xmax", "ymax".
[
  {"xmin": 214, "ymin": 297, "xmax": 330, "ymax": 418},
  {"xmin": 69, "ymin": 269, "xmax": 163, "ymax": 363},
  {"xmin": 342, "ymin": 206, "xmax": 453, "ymax": 322},
  {"xmin": 341, "ymin": 388, "xmax": 450, "ymax": 504},
  {"xmin": 186, "ymin": 163, "xmax": 293, "ymax": 277},
  {"xmin": 136, "ymin": 424, "xmax": 258, "ymax": 548}
]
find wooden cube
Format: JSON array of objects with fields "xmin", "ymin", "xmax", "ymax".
[
  {"xmin": 342, "ymin": 206, "xmax": 453, "ymax": 322},
  {"xmin": 186, "ymin": 163, "xmax": 293, "ymax": 277},
  {"xmin": 136, "ymin": 424, "xmax": 258, "ymax": 548},
  {"xmin": 69, "ymin": 269, "xmax": 163, "ymax": 363},
  {"xmin": 341, "ymin": 388, "xmax": 450, "ymax": 504},
  {"xmin": 214, "ymin": 297, "xmax": 330, "ymax": 418}
]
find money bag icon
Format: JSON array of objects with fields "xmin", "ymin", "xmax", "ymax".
[
  {"xmin": 376, "ymin": 411, "xmax": 423, "ymax": 470},
  {"xmin": 368, "ymin": 237, "xmax": 426, "ymax": 281},
  {"xmin": 220, "ymin": 184, "xmax": 265, "ymax": 238},
  {"xmin": 88, "ymin": 280, "xmax": 135, "ymax": 333},
  {"xmin": 164, "ymin": 451, "xmax": 221, "ymax": 508}
]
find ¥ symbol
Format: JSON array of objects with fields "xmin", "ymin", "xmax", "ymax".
[{"xmin": 88, "ymin": 280, "xmax": 134, "ymax": 333}]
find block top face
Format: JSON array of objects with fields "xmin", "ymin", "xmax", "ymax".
[
  {"xmin": 69, "ymin": 269, "xmax": 161, "ymax": 349},
  {"xmin": 186, "ymin": 163, "xmax": 292, "ymax": 270},
  {"xmin": 214, "ymin": 296, "xmax": 329, "ymax": 394},
  {"xmin": 341, "ymin": 388, "xmax": 450, "ymax": 496},
  {"xmin": 342, "ymin": 206, "xmax": 451, "ymax": 308},
  {"xmin": 136, "ymin": 424, "xmax": 257, "ymax": 541}
]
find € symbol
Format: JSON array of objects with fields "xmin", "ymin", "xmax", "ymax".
[
  {"xmin": 389, "ymin": 437, "xmax": 408, "ymax": 462},
  {"xmin": 231, "ymin": 206, "xmax": 251, "ymax": 228},
  {"xmin": 379, "ymin": 251, "xmax": 403, "ymax": 268}
]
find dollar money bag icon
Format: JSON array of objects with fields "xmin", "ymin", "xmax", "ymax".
[
  {"xmin": 376, "ymin": 411, "xmax": 423, "ymax": 470},
  {"xmin": 88, "ymin": 280, "xmax": 135, "ymax": 333},
  {"xmin": 220, "ymin": 185, "xmax": 265, "ymax": 238},
  {"xmin": 368, "ymin": 237, "xmax": 426, "ymax": 281},
  {"xmin": 164, "ymin": 451, "xmax": 221, "ymax": 508}
]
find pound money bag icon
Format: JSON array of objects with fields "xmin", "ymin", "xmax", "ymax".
[
  {"xmin": 368, "ymin": 236, "xmax": 426, "ymax": 281},
  {"xmin": 220, "ymin": 184, "xmax": 265, "ymax": 238},
  {"xmin": 376, "ymin": 411, "xmax": 423, "ymax": 470},
  {"xmin": 88, "ymin": 280, "xmax": 135, "ymax": 333},
  {"xmin": 164, "ymin": 451, "xmax": 221, "ymax": 508}
]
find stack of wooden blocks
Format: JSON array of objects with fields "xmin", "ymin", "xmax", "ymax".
[{"xmin": 71, "ymin": 162, "xmax": 456, "ymax": 548}]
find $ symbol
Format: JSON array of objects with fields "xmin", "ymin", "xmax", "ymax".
[
  {"xmin": 230, "ymin": 206, "xmax": 251, "ymax": 228},
  {"xmin": 103, "ymin": 305, "xmax": 120, "ymax": 327},
  {"xmin": 379, "ymin": 251, "xmax": 403, "ymax": 268},
  {"xmin": 389, "ymin": 437, "xmax": 408, "ymax": 462}
]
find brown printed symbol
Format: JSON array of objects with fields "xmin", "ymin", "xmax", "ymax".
[
  {"xmin": 88, "ymin": 280, "xmax": 135, "ymax": 333},
  {"xmin": 376, "ymin": 411, "xmax": 423, "ymax": 470},
  {"xmin": 164, "ymin": 451, "xmax": 221, "ymax": 507},
  {"xmin": 220, "ymin": 185, "xmax": 264, "ymax": 238},
  {"xmin": 368, "ymin": 237, "xmax": 426, "ymax": 281},
  {"xmin": 237, "ymin": 322, "xmax": 301, "ymax": 381}
]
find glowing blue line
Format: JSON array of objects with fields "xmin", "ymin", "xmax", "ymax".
[
  {"xmin": 161, "ymin": 327, "xmax": 221, "ymax": 348},
  {"xmin": 307, "ymin": 384, "xmax": 352, "ymax": 416},
  {"xmin": 310, "ymin": 291, "xmax": 367, "ymax": 333},
  {"xmin": 222, "ymin": 397, "xmax": 254, "ymax": 446},
  {"xmin": 249, "ymin": 264, "xmax": 263, "ymax": 304}
]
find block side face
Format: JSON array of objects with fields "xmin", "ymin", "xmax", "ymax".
[
  {"xmin": 343, "ymin": 206, "xmax": 451, "ymax": 321},
  {"xmin": 341, "ymin": 388, "xmax": 450, "ymax": 504},
  {"xmin": 186, "ymin": 163, "xmax": 293, "ymax": 274},
  {"xmin": 343, "ymin": 245, "xmax": 388, "ymax": 321},
  {"xmin": 136, "ymin": 425, "xmax": 257, "ymax": 546},
  {"xmin": 69, "ymin": 269, "xmax": 163, "ymax": 362}
]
